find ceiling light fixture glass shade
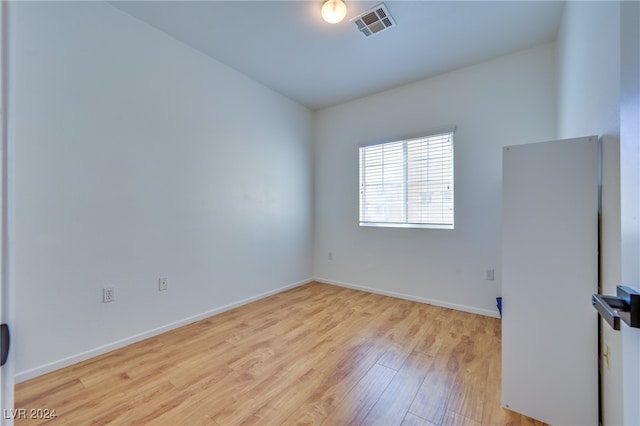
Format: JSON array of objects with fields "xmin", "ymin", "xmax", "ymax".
[{"xmin": 321, "ymin": 0, "xmax": 347, "ymax": 24}]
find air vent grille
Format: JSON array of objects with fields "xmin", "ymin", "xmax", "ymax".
[{"xmin": 351, "ymin": 3, "xmax": 395, "ymax": 38}]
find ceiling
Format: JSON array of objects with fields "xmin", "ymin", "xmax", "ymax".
[{"xmin": 110, "ymin": 1, "xmax": 565, "ymax": 110}]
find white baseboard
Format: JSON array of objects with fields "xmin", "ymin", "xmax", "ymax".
[
  {"xmin": 16, "ymin": 276, "xmax": 498, "ymax": 383},
  {"xmin": 314, "ymin": 277, "xmax": 501, "ymax": 319},
  {"xmin": 15, "ymin": 278, "xmax": 313, "ymax": 383}
]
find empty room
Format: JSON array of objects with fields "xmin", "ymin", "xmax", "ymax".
[{"xmin": 1, "ymin": 1, "xmax": 639, "ymax": 425}]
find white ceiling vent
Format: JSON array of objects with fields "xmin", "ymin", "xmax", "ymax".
[{"xmin": 351, "ymin": 3, "xmax": 395, "ymax": 38}]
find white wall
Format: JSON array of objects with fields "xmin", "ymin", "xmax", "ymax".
[
  {"xmin": 555, "ymin": 2, "xmax": 623, "ymax": 425},
  {"xmin": 10, "ymin": 2, "xmax": 313, "ymax": 381},
  {"xmin": 556, "ymin": 1, "xmax": 620, "ymax": 140},
  {"xmin": 313, "ymin": 44, "xmax": 556, "ymax": 316},
  {"xmin": 619, "ymin": 1, "xmax": 640, "ymax": 424}
]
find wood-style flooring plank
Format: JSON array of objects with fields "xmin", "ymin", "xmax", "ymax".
[
  {"xmin": 14, "ymin": 282, "xmax": 546, "ymax": 426},
  {"xmin": 321, "ymin": 362, "xmax": 396, "ymax": 425},
  {"xmin": 362, "ymin": 350, "xmax": 434, "ymax": 426},
  {"xmin": 408, "ymin": 357, "xmax": 458, "ymax": 425}
]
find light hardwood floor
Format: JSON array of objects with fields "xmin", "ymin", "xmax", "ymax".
[{"xmin": 15, "ymin": 282, "xmax": 544, "ymax": 425}]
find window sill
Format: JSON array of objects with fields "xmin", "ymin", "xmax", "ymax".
[{"xmin": 359, "ymin": 222, "xmax": 454, "ymax": 230}]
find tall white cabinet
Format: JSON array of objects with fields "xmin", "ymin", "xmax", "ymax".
[{"xmin": 502, "ymin": 136, "xmax": 599, "ymax": 425}]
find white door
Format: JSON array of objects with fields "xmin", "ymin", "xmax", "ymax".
[
  {"xmin": 502, "ymin": 136, "xmax": 599, "ymax": 425},
  {"xmin": 0, "ymin": 1, "xmax": 14, "ymax": 424}
]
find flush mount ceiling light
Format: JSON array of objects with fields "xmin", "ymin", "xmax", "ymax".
[{"xmin": 321, "ymin": 0, "xmax": 347, "ymax": 24}]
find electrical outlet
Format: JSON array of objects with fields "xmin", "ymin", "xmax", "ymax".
[
  {"xmin": 159, "ymin": 277, "xmax": 168, "ymax": 291},
  {"xmin": 102, "ymin": 287, "xmax": 114, "ymax": 303},
  {"xmin": 485, "ymin": 269, "xmax": 495, "ymax": 281},
  {"xmin": 328, "ymin": 251, "xmax": 333, "ymax": 261}
]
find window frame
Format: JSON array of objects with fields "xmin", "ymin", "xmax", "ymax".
[{"xmin": 358, "ymin": 128, "xmax": 455, "ymax": 230}]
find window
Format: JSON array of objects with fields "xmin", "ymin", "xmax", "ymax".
[{"xmin": 359, "ymin": 130, "xmax": 454, "ymax": 229}]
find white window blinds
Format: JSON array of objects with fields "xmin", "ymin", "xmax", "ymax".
[{"xmin": 359, "ymin": 131, "xmax": 454, "ymax": 229}]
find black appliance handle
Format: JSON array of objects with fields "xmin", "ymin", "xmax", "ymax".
[{"xmin": 1, "ymin": 323, "xmax": 9, "ymax": 367}]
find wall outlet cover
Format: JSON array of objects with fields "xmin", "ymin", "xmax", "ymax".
[
  {"xmin": 159, "ymin": 277, "xmax": 168, "ymax": 291},
  {"xmin": 485, "ymin": 269, "xmax": 495, "ymax": 281},
  {"xmin": 102, "ymin": 287, "xmax": 114, "ymax": 303}
]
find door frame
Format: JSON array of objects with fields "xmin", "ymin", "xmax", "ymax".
[{"xmin": 1, "ymin": 1, "xmax": 15, "ymax": 424}]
